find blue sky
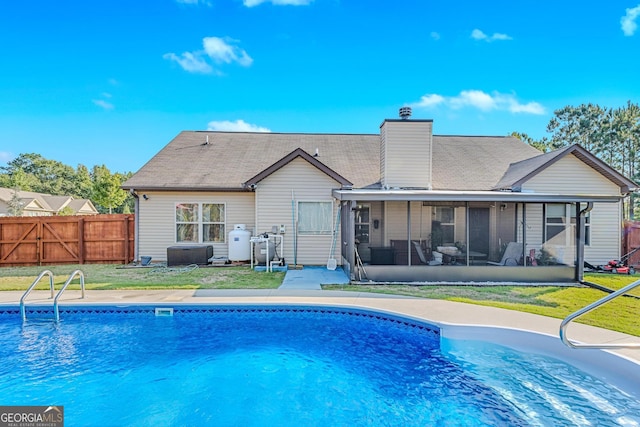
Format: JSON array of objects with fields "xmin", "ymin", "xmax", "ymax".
[{"xmin": 1, "ymin": 0, "xmax": 639, "ymax": 173}]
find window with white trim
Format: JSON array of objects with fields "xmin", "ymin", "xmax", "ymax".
[
  {"xmin": 434, "ymin": 206, "xmax": 455, "ymax": 244},
  {"xmin": 544, "ymin": 204, "xmax": 590, "ymax": 246},
  {"xmin": 298, "ymin": 201, "xmax": 332, "ymax": 235},
  {"xmin": 176, "ymin": 202, "xmax": 225, "ymax": 243}
]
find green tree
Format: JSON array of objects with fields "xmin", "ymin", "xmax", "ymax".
[
  {"xmin": 1, "ymin": 153, "xmax": 77, "ymax": 195},
  {"xmin": 0, "ymin": 167, "xmax": 38, "ymax": 191},
  {"xmin": 73, "ymin": 164, "xmax": 94, "ymax": 199},
  {"xmin": 57, "ymin": 205, "xmax": 75, "ymax": 216},
  {"xmin": 6, "ymin": 187, "xmax": 24, "ymax": 216},
  {"xmin": 510, "ymin": 132, "xmax": 551, "ymax": 152},
  {"xmin": 546, "ymin": 103, "xmax": 608, "ymax": 153},
  {"xmin": 91, "ymin": 165, "xmax": 128, "ymax": 213},
  {"xmin": 522, "ymin": 101, "xmax": 640, "ymax": 219}
]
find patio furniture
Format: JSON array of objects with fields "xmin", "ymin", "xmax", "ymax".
[
  {"xmin": 487, "ymin": 242, "xmax": 523, "ymax": 266},
  {"xmin": 413, "ymin": 241, "xmax": 429, "ymax": 264}
]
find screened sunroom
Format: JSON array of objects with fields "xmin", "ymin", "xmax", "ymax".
[{"xmin": 334, "ymin": 189, "xmax": 622, "ymax": 283}]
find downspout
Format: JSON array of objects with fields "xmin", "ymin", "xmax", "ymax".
[
  {"xmin": 129, "ymin": 189, "xmax": 140, "ymax": 263},
  {"xmin": 522, "ymin": 204, "xmax": 527, "ymax": 265},
  {"xmin": 465, "ymin": 202, "xmax": 469, "ymax": 266},
  {"xmin": 407, "ymin": 201, "xmax": 411, "ymax": 266},
  {"xmin": 576, "ymin": 202, "xmax": 593, "ymax": 282},
  {"xmin": 348, "ymin": 200, "xmax": 356, "ymax": 280}
]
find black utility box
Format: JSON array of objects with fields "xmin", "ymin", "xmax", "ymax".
[
  {"xmin": 167, "ymin": 245, "xmax": 213, "ymax": 266},
  {"xmin": 370, "ymin": 246, "xmax": 395, "ymax": 265}
]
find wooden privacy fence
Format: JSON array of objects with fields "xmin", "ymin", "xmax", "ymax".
[
  {"xmin": 0, "ymin": 214, "xmax": 135, "ymax": 267},
  {"xmin": 623, "ymin": 220, "xmax": 640, "ymax": 267}
]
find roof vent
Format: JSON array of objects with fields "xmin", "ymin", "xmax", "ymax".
[{"xmin": 399, "ymin": 107, "xmax": 412, "ymax": 120}]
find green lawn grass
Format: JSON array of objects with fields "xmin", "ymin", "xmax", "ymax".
[
  {"xmin": 0, "ymin": 264, "xmax": 285, "ymax": 290},
  {"xmin": 323, "ymin": 273, "xmax": 640, "ymax": 336},
  {"xmin": 1, "ymin": 264, "xmax": 638, "ymax": 336}
]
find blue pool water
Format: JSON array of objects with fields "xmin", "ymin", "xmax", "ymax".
[{"xmin": 1, "ymin": 305, "xmax": 639, "ymax": 426}]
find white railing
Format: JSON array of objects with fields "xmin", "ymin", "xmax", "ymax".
[
  {"xmin": 560, "ymin": 279, "xmax": 640, "ymax": 349},
  {"xmin": 20, "ymin": 270, "xmax": 55, "ymax": 321},
  {"xmin": 53, "ymin": 270, "xmax": 85, "ymax": 322}
]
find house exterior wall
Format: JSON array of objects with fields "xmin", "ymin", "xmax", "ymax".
[
  {"xmin": 256, "ymin": 157, "xmax": 341, "ymax": 266},
  {"xmin": 383, "ymin": 201, "xmax": 433, "ymax": 243},
  {"xmin": 380, "ymin": 120, "xmax": 433, "ymax": 189},
  {"xmin": 521, "ymin": 154, "xmax": 623, "ymax": 264},
  {"xmin": 137, "ymin": 191, "xmax": 255, "ymax": 262}
]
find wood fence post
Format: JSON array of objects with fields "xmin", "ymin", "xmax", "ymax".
[
  {"xmin": 124, "ymin": 215, "xmax": 130, "ymax": 263},
  {"xmin": 37, "ymin": 218, "xmax": 43, "ymax": 266},
  {"xmin": 78, "ymin": 218, "xmax": 85, "ymax": 264}
]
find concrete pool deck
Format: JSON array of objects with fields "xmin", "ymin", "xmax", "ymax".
[{"xmin": 2, "ymin": 286, "xmax": 639, "ymax": 364}]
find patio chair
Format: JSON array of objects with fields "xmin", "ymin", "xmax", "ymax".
[
  {"xmin": 413, "ymin": 241, "xmax": 442, "ymax": 265},
  {"xmin": 487, "ymin": 242, "xmax": 523, "ymax": 266},
  {"xmin": 413, "ymin": 241, "xmax": 428, "ymax": 264}
]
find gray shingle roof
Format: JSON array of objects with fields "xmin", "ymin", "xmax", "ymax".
[
  {"xmin": 123, "ymin": 131, "xmax": 380, "ymax": 190},
  {"xmin": 121, "ymin": 131, "xmax": 545, "ymax": 192},
  {"xmin": 432, "ymin": 135, "xmax": 541, "ymax": 190}
]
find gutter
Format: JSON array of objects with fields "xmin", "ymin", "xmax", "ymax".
[{"xmin": 121, "ymin": 186, "xmax": 248, "ymax": 192}]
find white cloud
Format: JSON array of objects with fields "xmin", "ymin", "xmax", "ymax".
[
  {"xmin": 207, "ymin": 119, "xmax": 271, "ymax": 132},
  {"xmin": 414, "ymin": 94, "xmax": 445, "ymax": 108},
  {"xmin": 164, "ymin": 37, "xmax": 252, "ymax": 74},
  {"xmin": 203, "ymin": 37, "xmax": 253, "ymax": 66},
  {"xmin": 0, "ymin": 151, "xmax": 14, "ymax": 163},
  {"xmin": 471, "ymin": 28, "xmax": 513, "ymax": 42},
  {"xmin": 412, "ymin": 90, "xmax": 545, "ymax": 115},
  {"xmin": 92, "ymin": 99, "xmax": 115, "ymax": 110},
  {"xmin": 621, "ymin": 5, "xmax": 640, "ymax": 36},
  {"xmin": 244, "ymin": 0, "xmax": 313, "ymax": 6},
  {"xmin": 471, "ymin": 29, "xmax": 487, "ymax": 40},
  {"xmin": 430, "ymin": 32, "xmax": 441, "ymax": 40},
  {"xmin": 163, "ymin": 52, "xmax": 213, "ymax": 74},
  {"xmin": 450, "ymin": 90, "xmax": 496, "ymax": 111}
]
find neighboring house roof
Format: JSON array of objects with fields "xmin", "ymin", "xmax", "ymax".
[
  {"xmin": 0, "ymin": 187, "xmax": 98, "ymax": 216},
  {"xmin": 43, "ymin": 195, "xmax": 73, "ymax": 211},
  {"xmin": 67, "ymin": 199, "xmax": 99, "ymax": 214},
  {"xmin": 122, "ymin": 131, "xmax": 543, "ymax": 192},
  {"xmin": 493, "ymin": 144, "xmax": 637, "ymax": 192}
]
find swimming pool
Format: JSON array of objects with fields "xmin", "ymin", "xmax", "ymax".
[{"xmin": 1, "ymin": 304, "xmax": 639, "ymax": 426}]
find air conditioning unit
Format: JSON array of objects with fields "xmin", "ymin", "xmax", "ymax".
[{"xmin": 166, "ymin": 245, "xmax": 213, "ymax": 266}]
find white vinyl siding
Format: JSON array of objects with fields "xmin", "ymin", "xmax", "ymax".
[
  {"xmin": 521, "ymin": 154, "xmax": 619, "ymax": 195},
  {"xmin": 522, "ymin": 154, "xmax": 623, "ymax": 264},
  {"xmin": 384, "ymin": 201, "xmax": 432, "ymax": 243},
  {"xmin": 380, "ymin": 121, "xmax": 432, "ymax": 189},
  {"xmin": 137, "ymin": 192, "xmax": 254, "ymax": 261},
  {"xmin": 255, "ymin": 157, "xmax": 341, "ymax": 266},
  {"xmin": 383, "ymin": 202, "xmax": 465, "ymax": 245}
]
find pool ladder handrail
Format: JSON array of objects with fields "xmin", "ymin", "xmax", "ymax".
[
  {"xmin": 20, "ymin": 270, "xmax": 55, "ymax": 321},
  {"xmin": 560, "ymin": 279, "xmax": 640, "ymax": 349},
  {"xmin": 53, "ymin": 270, "xmax": 85, "ymax": 322}
]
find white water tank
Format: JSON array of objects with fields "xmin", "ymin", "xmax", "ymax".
[{"xmin": 229, "ymin": 224, "xmax": 251, "ymax": 261}]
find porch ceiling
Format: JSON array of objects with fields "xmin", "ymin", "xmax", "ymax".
[{"xmin": 332, "ymin": 189, "xmax": 622, "ymax": 203}]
